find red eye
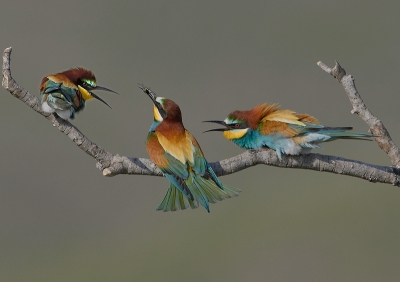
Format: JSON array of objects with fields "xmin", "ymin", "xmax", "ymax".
[{"xmin": 234, "ymin": 124, "xmax": 240, "ymax": 128}]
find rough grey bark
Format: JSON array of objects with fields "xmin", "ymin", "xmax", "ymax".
[
  {"xmin": 317, "ymin": 61, "xmax": 400, "ymax": 167},
  {"xmin": 3, "ymin": 47, "xmax": 400, "ymax": 186}
]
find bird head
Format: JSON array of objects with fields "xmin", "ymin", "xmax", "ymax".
[
  {"xmin": 204, "ymin": 114, "xmax": 250, "ymax": 140},
  {"xmin": 204, "ymin": 104, "xmax": 281, "ymax": 140},
  {"xmin": 138, "ymin": 84, "xmax": 182, "ymax": 123},
  {"xmin": 63, "ymin": 68, "xmax": 117, "ymax": 108}
]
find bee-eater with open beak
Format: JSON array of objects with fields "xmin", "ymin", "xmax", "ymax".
[
  {"xmin": 40, "ymin": 67, "xmax": 117, "ymax": 120},
  {"xmin": 205, "ymin": 103, "xmax": 374, "ymax": 159},
  {"xmin": 140, "ymin": 84, "xmax": 239, "ymax": 212}
]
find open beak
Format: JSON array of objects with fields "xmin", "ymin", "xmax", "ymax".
[
  {"xmin": 203, "ymin": 120, "xmax": 228, "ymax": 133},
  {"xmin": 89, "ymin": 85, "xmax": 117, "ymax": 108},
  {"xmin": 138, "ymin": 83, "xmax": 157, "ymax": 104},
  {"xmin": 90, "ymin": 92, "xmax": 112, "ymax": 108},
  {"xmin": 94, "ymin": 85, "xmax": 119, "ymax": 95}
]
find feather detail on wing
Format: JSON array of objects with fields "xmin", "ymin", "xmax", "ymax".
[
  {"xmin": 40, "ymin": 76, "xmax": 83, "ymax": 110},
  {"xmin": 46, "ymin": 74, "xmax": 78, "ymax": 89},
  {"xmin": 295, "ymin": 113, "xmax": 320, "ymax": 124},
  {"xmin": 262, "ymin": 109, "xmax": 306, "ymax": 126},
  {"xmin": 260, "ymin": 121, "xmax": 300, "ymax": 136},
  {"xmin": 257, "ymin": 104, "xmax": 322, "ymax": 137}
]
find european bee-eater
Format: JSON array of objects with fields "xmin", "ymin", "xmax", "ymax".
[
  {"xmin": 40, "ymin": 68, "xmax": 117, "ymax": 120},
  {"xmin": 205, "ymin": 103, "xmax": 374, "ymax": 159},
  {"xmin": 140, "ymin": 84, "xmax": 239, "ymax": 212}
]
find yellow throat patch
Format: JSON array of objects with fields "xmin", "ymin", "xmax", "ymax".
[
  {"xmin": 223, "ymin": 128, "xmax": 248, "ymax": 140},
  {"xmin": 153, "ymin": 104, "xmax": 163, "ymax": 122},
  {"xmin": 78, "ymin": 85, "xmax": 93, "ymax": 101}
]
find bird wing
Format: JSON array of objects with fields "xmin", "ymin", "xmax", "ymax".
[
  {"xmin": 40, "ymin": 76, "xmax": 82, "ymax": 109},
  {"xmin": 148, "ymin": 131, "xmax": 239, "ymax": 212},
  {"xmin": 46, "ymin": 74, "xmax": 78, "ymax": 89},
  {"xmin": 146, "ymin": 132, "xmax": 194, "ymax": 200},
  {"xmin": 185, "ymin": 131, "xmax": 240, "ymax": 199},
  {"xmin": 184, "ymin": 131, "xmax": 207, "ymax": 175},
  {"xmin": 185, "ymin": 131, "xmax": 226, "ymax": 186},
  {"xmin": 260, "ymin": 109, "xmax": 322, "ymax": 137},
  {"xmin": 157, "ymin": 130, "xmax": 208, "ymax": 179},
  {"xmin": 262, "ymin": 109, "xmax": 306, "ymax": 126}
]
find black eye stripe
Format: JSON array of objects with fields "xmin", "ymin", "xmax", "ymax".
[{"xmin": 227, "ymin": 123, "xmax": 246, "ymax": 129}]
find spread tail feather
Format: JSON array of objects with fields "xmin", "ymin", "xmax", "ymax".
[
  {"xmin": 157, "ymin": 183, "xmax": 198, "ymax": 212},
  {"xmin": 157, "ymin": 174, "xmax": 240, "ymax": 212}
]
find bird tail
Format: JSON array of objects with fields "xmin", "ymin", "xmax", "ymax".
[
  {"xmin": 157, "ymin": 183, "xmax": 199, "ymax": 212},
  {"xmin": 318, "ymin": 127, "xmax": 375, "ymax": 141},
  {"xmin": 157, "ymin": 174, "xmax": 240, "ymax": 212}
]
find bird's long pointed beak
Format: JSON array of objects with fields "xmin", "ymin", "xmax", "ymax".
[
  {"xmin": 94, "ymin": 85, "xmax": 118, "ymax": 94},
  {"xmin": 138, "ymin": 83, "xmax": 157, "ymax": 103},
  {"xmin": 90, "ymin": 92, "xmax": 112, "ymax": 108},
  {"xmin": 203, "ymin": 120, "xmax": 228, "ymax": 133}
]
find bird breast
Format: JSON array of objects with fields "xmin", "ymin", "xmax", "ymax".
[{"xmin": 156, "ymin": 131, "xmax": 195, "ymax": 164}]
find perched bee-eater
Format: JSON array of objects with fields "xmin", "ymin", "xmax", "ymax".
[
  {"xmin": 40, "ymin": 67, "xmax": 117, "ymax": 120},
  {"xmin": 140, "ymin": 84, "xmax": 239, "ymax": 212},
  {"xmin": 205, "ymin": 103, "xmax": 374, "ymax": 159}
]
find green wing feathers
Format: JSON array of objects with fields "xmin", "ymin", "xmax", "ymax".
[{"xmin": 151, "ymin": 130, "xmax": 240, "ymax": 212}]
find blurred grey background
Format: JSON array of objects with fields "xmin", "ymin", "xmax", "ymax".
[{"xmin": 1, "ymin": 1, "xmax": 400, "ymax": 281}]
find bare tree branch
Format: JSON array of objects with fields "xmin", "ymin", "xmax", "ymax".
[
  {"xmin": 3, "ymin": 47, "xmax": 400, "ymax": 187},
  {"xmin": 104, "ymin": 151, "xmax": 400, "ymax": 186},
  {"xmin": 2, "ymin": 47, "xmax": 114, "ymax": 171},
  {"xmin": 317, "ymin": 61, "xmax": 400, "ymax": 167}
]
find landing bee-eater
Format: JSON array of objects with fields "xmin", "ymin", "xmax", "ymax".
[
  {"xmin": 40, "ymin": 68, "xmax": 117, "ymax": 120},
  {"xmin": 205, "ymin": 103, "xmax": 374, "ymax": 159},
  {"xmin": 140, "ymin": 84, "xmax": 239, "ymax": 212}
]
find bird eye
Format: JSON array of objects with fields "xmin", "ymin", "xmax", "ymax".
[
  {"xmin": 82, "ymin": 81, "xmax": 88, "ymax": 87},
  {"xmin": 234, "ymin": 123, "xmax": 240, "ymax": 128}
]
